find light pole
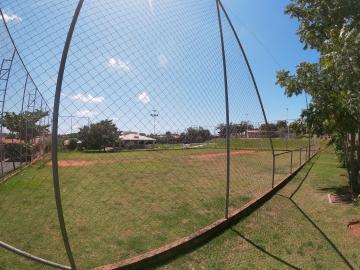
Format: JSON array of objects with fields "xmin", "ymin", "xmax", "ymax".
[{"xmin": 150, "ymin": 109, "xmax": 159, "ymax": 135}]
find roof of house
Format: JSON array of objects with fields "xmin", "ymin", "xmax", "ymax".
[
  {"xmin": 0, "ymin": 138, "xmax": 25, "ymax": 144},
  {"xmin": 119, "ymin": 133, "xmax": 156, "ymax": 141}
]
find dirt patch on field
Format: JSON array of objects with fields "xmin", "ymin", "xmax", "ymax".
[
  {"xmin": 49, "ymin": 160, "xmax": 116, "ymax": 167},
  {"xmin": 189, "ymin": 150, "xmax": 256, "ymax": 161},
  {"xmin": 348, "ymin": 221, "xmax": 360, "ymax": 237}
]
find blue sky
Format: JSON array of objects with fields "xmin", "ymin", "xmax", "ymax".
[{"xmin": 1, "ymin": 0, "xmax": 318, "ymax": 135}]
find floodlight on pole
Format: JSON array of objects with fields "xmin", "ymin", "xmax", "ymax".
[{"xmin": 150, "ymin": 109, "xmax": 159, "ymax": 135}]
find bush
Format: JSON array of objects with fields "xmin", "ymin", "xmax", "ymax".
[{"xmin": 3, "ymin": 143, "xmax": 32, "ymax": 162}]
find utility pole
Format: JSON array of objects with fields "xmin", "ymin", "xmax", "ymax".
[{"xmin": 150, "ymin": 109, "xmax": 159, "ymax": 135}]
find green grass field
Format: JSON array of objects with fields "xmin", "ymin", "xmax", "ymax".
[
  {"xmin": 160, "ymin": 148, "xmax": 360, "ymax": 269},
  {"xmin": 0, "ymin": 138, "xmax": 316, "ymax": 269}
]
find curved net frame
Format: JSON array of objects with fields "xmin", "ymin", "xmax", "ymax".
[{"xmin": 0, "ymin": 1, "xmax": 317, "ymax": 269}]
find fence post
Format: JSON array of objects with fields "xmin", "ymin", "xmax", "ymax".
[
  {"xmin": 272, "ymin": 155, "xmax": 275, "ymax": 188},
  {"xmin": 216, "ymin": 0, "xmax": 231, "ymax": 219},
  {"xmin": 290, "ymin": 150, "xmax": 293, "ymax": 173},
  {"xmin": 299, "ymin": 148, "xmax": 302, "ymax": 166}
]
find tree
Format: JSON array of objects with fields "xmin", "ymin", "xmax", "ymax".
[
  {"xmin": 180, "ymin": 127, "xmax": 211, "ymax": 143},
  {"xmin": 259, "ymin": 123, "xmax": 277, "ymax": 131},
  {"xmin": 0, "ymin": 110, "xmax": 49, "ymax": 142},
  {"xmin": 276, "ymin": 0, "xmax": 360, "ymax": 193},
  {"xmin": 289, "ymin": 119, "xmax": 307, "ymax": 135},
  {"xmin": 276, "ymin": 120, "xmax": 288, "ymax": 131},
  {"xmin": 216, "ymin": 122, "xmax": 254, "ymax": 138},
  {"xmin": 78, "ymin": 120, "xmax": 118, "ymax": 150}
]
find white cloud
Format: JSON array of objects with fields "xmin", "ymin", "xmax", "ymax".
[
  {"xmin": 2, "ymin": 12, "xmax": 22, "ymax": 23},
  {"xmin": 138, "ymin": 92, "xmax": 150, "ymax": 104},
  {"xmin": 76, "ymin": 110, "xmax": 98, "ymax": 117},
  {"xmin": 108, "ymin": 58, "xmax": 130, "ymax": 72},
  {"xmin": 71, "ymin": 93, "xmax": 105, "ymax": 104},
  {"xmin": 158, "ymin": 54, "xmax": 168, "ymax": 67}
]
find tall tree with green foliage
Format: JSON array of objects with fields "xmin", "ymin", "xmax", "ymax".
[
  {"xmin": 78, "ymin": 119, "xmax": 118, "ymax": 150},
  {"xmin": 276, "ymin": 0, "xmax": 360, "ymax": 193},
  {"xmin": 289, "ymin": 119, "xmax": 307, "ymax": 135},
  {"xmin": 180, "ymin": 127, "xmax": 211, "ymax": 143},
  {"xmin": 217, "ymin": 122, "xmax": 254, "ymax": 138}
]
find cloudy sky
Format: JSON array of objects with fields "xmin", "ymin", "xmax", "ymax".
[{"xmin": 1, "ymin": 0, "xmax": 317, "ymax": 135}]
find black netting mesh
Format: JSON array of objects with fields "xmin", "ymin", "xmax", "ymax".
[{"xmin": 0, "ymin": 1, "xmax": 319, "ymax": 269}]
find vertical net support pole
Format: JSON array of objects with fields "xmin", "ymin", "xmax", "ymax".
[
  {"xmin": 217, "ymin": 0, "xmax": 275, "ymax": 188},
  {"xmin": 52, "ymin": 1, "xmax": 85, "ymax": 269},
  {"xmin": 216, "ymin": 0, "xmax": 231, "ymax": 219},
  {"xmin": 272, "ymin": 155, "xmax": 276, "ymax": 187},
  {"xmin": 305, "ymin": 93, "xmax": 311, "ymax": 160},
  {"xmin": 20, "ymin": 74, "xmax": 29, "ymax": 166}
]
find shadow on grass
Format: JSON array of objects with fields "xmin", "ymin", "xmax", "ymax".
[
  {"xmin": 277, "ymin": 159, "xmax": 355, "ymax": 270},
  {"xmin": 230, "ymin": 229, "xmax": 301, "ymax": 270},
  {"xmin": 233, "ymin": 158, "xmax": 355, "ymax": 270},
  {"xmin": 318, "ymin": 185, "xmax": 354, "ymax": 204}
]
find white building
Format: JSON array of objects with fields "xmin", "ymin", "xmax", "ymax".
[{"xmin": 119, "ymin": 132, "xmax": 156, "ymax": 147}]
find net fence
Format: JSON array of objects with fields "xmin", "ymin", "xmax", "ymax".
[{"xmin": 0, "ymin": 1, "xmax": 319, "ymax": 269}]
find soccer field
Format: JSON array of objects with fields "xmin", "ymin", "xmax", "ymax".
[{"xmin": 0, "ymin": 139, "xmax": 313, "ymax": 269}]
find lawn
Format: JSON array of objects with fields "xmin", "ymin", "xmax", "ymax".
[
  {"xmin": 160, "ymin": 147, "xmax": 360, "ymax": 269},
  {"xmin": 0, "ymin": 139, "xmax": 314, "ymax": 269},
  {"xmin": 150, "ymin": 137, "xmax": 312, "ymax": 151}
]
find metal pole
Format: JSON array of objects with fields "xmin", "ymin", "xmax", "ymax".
[
  {"xmin": 272, "ymin": 155, "xmax": 275, "ymax": 187},
  {"xmin": 216, "ymin": 0, "xmax": 231, "ymax": 219},
  {"xmin": 305, "ymin": 93, "xmax": 311, "ymax": 160},
  {"xmin": 300, "ymin": 148, "xmax": 302, "ymax": 166},
  {"xmin": 52, "ymin": 1, "xmax": 85, "ymax": 269},
  {"xmin": 290, "ymin": 150, "xmax": 293, "ymax": 173},
  {"xmin": 0, "ymin": 48, "xmax": 16, "ymax": 178},
  {"xmin": 19, "ymin": 74, "xmax": 29, "ymax": 166},
  {"xmin": 150, "ymin": 109, "xmax": 158, "ymax": 135},
  {"xmin": 218, "ymin": 0, "xmax": 276, "ymax": 189},
  {"xmin": 286, "ymin": 108, "xmax": 289, "ymax": 150},
  {"xmin": 0, "ymin": 241, "xmax": 71, "ymax": 270}
]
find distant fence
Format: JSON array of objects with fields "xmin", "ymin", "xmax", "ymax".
[
  {"xmin": 0, "ymin": 1, "xmax": 320, "ymax": 270},
  {"xmin": 0, "ymin": 12, "xmax": 52, "ymax": 180}
]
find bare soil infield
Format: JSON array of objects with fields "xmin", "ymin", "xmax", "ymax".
[
  {"xmin": 188, "ymin": 150, "xmax": 256, "ymax": 161},
  {"xmin": 48, "ymin": 159, "xmax": 142, "ymax": 167}
]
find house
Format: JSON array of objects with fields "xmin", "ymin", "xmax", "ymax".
[
  {"xmin": 119, "ymin": 132, "xmax": 156, "ymax": 148},
  {"xmin": 0, "ymin": 138, "xmax": 25, "ymax": 145}
]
